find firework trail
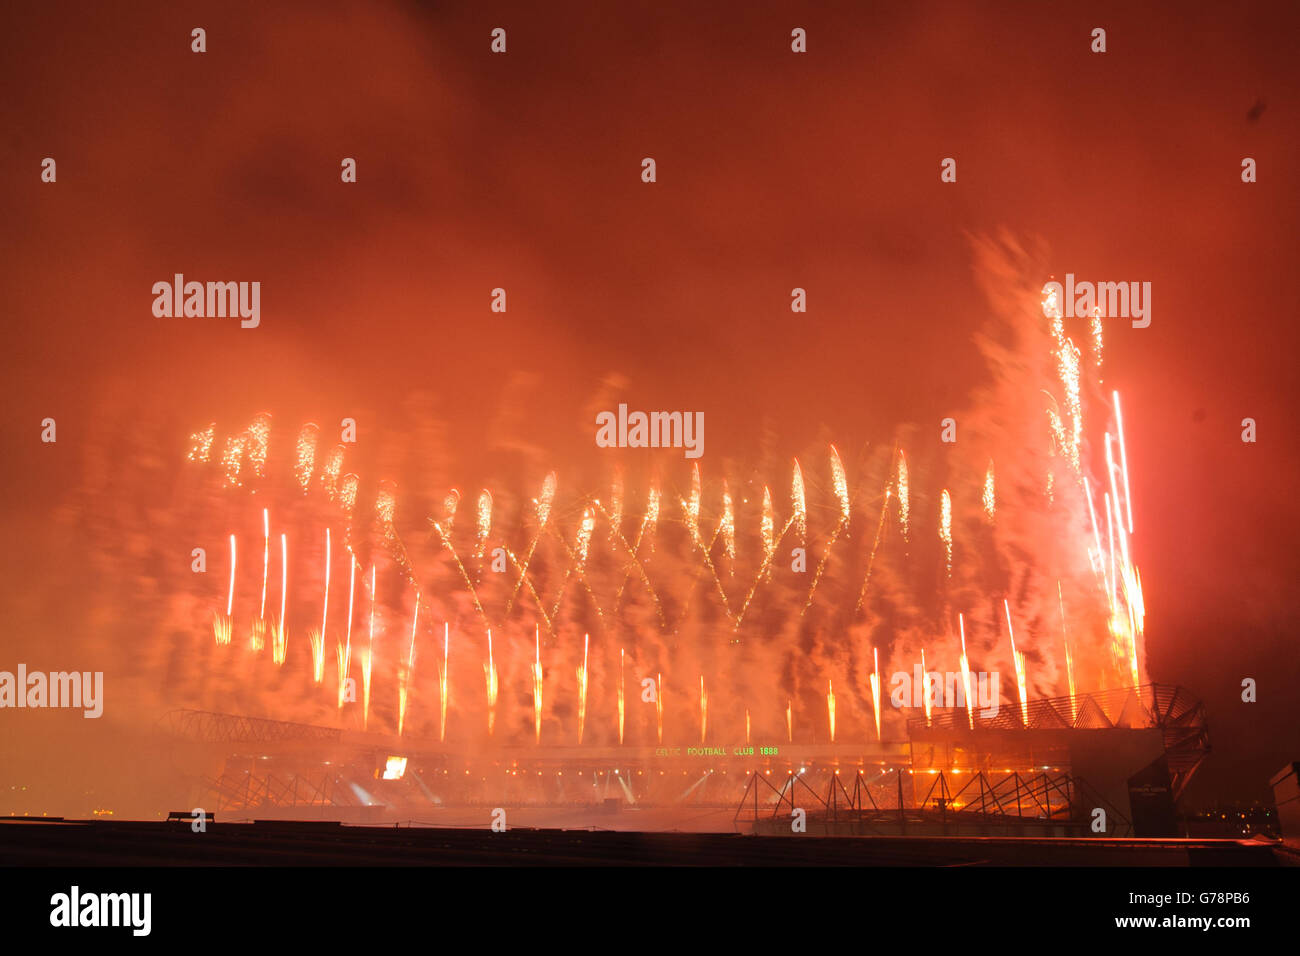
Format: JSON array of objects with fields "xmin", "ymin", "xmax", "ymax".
[
  {"xmin": 474, "ymin": 490, "xmax": 492, "ymax": 561},
  {"xmin": 1113, "ymin": 391, "xmax": 1134, "ymax": 533},
  {"xmin": 870, "ymin": 647, "xmax": 882, "ymax": 741},
  {"xmin": 439, "ymin": 622, "xmax": 449, "ymax": 742},
  {"xmin": 187, "ymin": 423, "xmax": 215, "ymax": 462},
  {"xmin": 959, "ymin": 613, "xmax": 974, "ymax": 730},
  {"xmin": 308, "ymin": 630, "xmax": 325, "ymax": 684},
  {"xmin": 271, "ymin": 534, "xmax": 288, "ymax": 665},
  {"xmin": 594, "ymin": 499, "xmax": 666, "ymax": 627},
  {"xmin": 362, "ymin": 564, "xmax": 375, "ymax": 730},
  {"xmin": 1059, "ymin": 581, "xmax": 1077, "ymax": 721},
  {"xmin": 676, "ymin": 472, "xmax": 734, "ymax": 630},
  {"xmin": 337, "ymin": 557, "xmax": 356, "ymax": 709},
  {"xmin": 308, "ymin": 528, "xmax": 331, "ymax": 684},
  {"xmin": 221, "ymin": 434, "xmax": 245, "ymax": 488},
  {"xmin": 745, "ymin": 708, "xmax": 751, "ymax": 745},
  {"xmin": 248, "ymin": 414, "xmax": 270, "ymax": 479},
  {"xmin": 853, "ymin": 473, "xmax": 894, "ymax": 617},
  {"xmin": 895, "ymin": 450, "xmax": 910, "ymax": 543},
  {"xmin": 340, "ymin": 474, "xmax": 358, "ymax": 521},
  {"xmin": 295, "ymin": 424, "xmax": 318, "ymax": 492},
  {"xmin": 790, "ymin": 459, "xmax": 807, "ymax": 544},
  {"xmin": 760, "ymin": 486, "xmax": 775, "ymax": 581},
  {"xmin": 397, "ymin": 593, "xmax": 418, "ymax": 736},
  {"xmin": 655, "ymin": 673, "xmax": 663, "ymax": 745},
  {"xmin": 826, "ymin": 679, "xmax": 836, "ymax": 742},
  {"xmin": 505, "ymin": 472, "xmax": 557, "ymax": 615},
  {"xmin": 576, "ymin": 633, "xmax": 589, "ymax": 744},
  {"xmin": 699, "ymin": 675, "xmax": 708, "ymax": 744},
  {"xmin": 610, "ymin": 484, "xmax": 665, "ymax": 618},
  {"xmin": 249, "ymin": 620, "xmax": 265, "ymax": 653},
  {"xmin": 609, "ymin": 468, "xmax": 624, "ymax": 541},
  {"xmin": 258, "ymin": 508, "xmax": 270, "ymax": 619},
  {"xmin": 939, "ymin": 489, "xmax": 953, "ymax": 577},
  {"xmin": 982, "ymin": 462, "xmax": 995, "ymax": 522},
  {"xmin": 547, "ymin": 508, "xmax": 609, "ymax": 632},
  {"xmin": 1004, "ymin": 599, "xmax": 1029, "ymax": 727},
  {"xmin": 321, "ymin": 445, "xmax": 344, "ymax": 500},
  {"xmin": 720, "ymin": 480, "xmax": 736, "ymax": 567},
  {"xmin": 920, "ymin": 649, "xmax": 932, "ymax": 727},
  {"xmin": 484, "ymin": 629, "xmax": 498, "ymax": 736},
  {"xmin": 785, "ymin": 699, "xmax": 793, "ymax": 743},
  {"xmin": 617, "ymin": 647, "xmax": 625, "ymax": 745},
  {"xmin": 426, "ymin": 515, "xmax": 491, "ymax": 634},
  {"xmin": 685, "ymin": 463, "xmax": 702, "ymax": 541},
  {"xmin": 1090, "ymin": 306, "xmax": 1105, "ymax": 369},
  {"xmin": 442, "ymin": 489, "xmax": 461, "ymax": 531},
  {"xmin": 213, "ymin": 533, "xmax": 235, "ymax": 645},
  {"xmin": 800, "ymin": 446, "xmax": 853, "ymax": 619},
  {"xmin": 532, "ymin": 625, "xmax": 543, "ymax": 744},
  {"xmin": 575, "ymin": 505, "xmax": 595, "ymax": 570}
]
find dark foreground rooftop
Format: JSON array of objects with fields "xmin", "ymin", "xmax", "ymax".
[{"xmin": 1, "ymin": 819, "xmax": 1293, "ymax": 866}]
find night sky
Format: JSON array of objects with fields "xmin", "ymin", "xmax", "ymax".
[{"xmin": 2, "ymin": 0, "xmax": 1298, "ymax": 813}]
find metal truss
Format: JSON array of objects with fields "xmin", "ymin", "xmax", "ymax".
[{"xmin": 160, "ymin": 709, "xmax": 343, "ymax": 744}]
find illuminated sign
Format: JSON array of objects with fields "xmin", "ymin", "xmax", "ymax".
[{"xmin": 652, "ymin": 745, "xmax": 780, "ymax": 757}]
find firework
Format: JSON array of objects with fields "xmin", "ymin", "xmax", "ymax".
[
  {"xmin": 338, "ymin": 557, "xmax": 355, "ymax": 709},
  {"xmin": 259, "ymin": 509, "xmax": 270, "ymax": 619},
  {"xmin": 617, "ymin": 647, "xmax": 625, "ymax": 746},
  {"xmin": 221, "ymin": 434, "xmax": 246, "ymax": 488},
  {"xmin": 187, "ymin": 424, "xmax": 215, "ymax": 463},
  {"xmin": 321, "ymin": 445, "xmax": 344, "ymax": 500},
  {"xmin": 506, "ymin": 473, "xmax": 557, "ymax": 615},
  {"xmin": 485, "ymin": 629, "xmax": 498, "ymax": 736},
  {"xmin": 247, "ymin": 413, "xmax": 270, "ymax": 479},
  {"xmin": 439, "ymin": 622, "xmax": 449, "ymax": 742},
  {"xmin": 248, "ymin": 620, "xmax": 265, "ymax": 653},
  {"xmin": 896, "ymin": 450, "xmax": 910, "ymax": 542},
  {"xmin": 1004, "ymin": 600, "xmax": 1029, "ymax": 727},
  {"xmin": 920, "ymin": 649, "xmax": 932, "ymax": 727},
  {"xmin": 308, "ymin": 630, "xmax": 325, "ymax": 685},
  {"xmin": 760, "ymin": 486, "xmax": 775, "ymax": 580},
  {"xmin": 720, "ymin": 480, "xmax": 736, "ymax": 566},
  {"xmin": 442, "ymin": 488, "xmax": 461, "ymax": 530},
  {"xmin": 939, "ymin": 489, "xmax": 952, "ymax": 577},
  {"xmin": 575, "ymin": 505, "xmax": 595, "ymax": 570},
  {"xmin": 959, "ymin": 613, "xmax": 974, "ymax": 730},
  {"xmin": 745, "ymin": 708, "xmax": 751, "ymax": 745},
  {"xmin": 655, "ymin": 673, "xmax": 663, "ymax": 745},
  {"xmin": 609, "ymin": 469, "xmax": 624, "ymax": 541},
  {"xmin": 474, "ymin": 490, "xmax": 492, "ymax": 561},
  {"xmin": 699, "ymin": 675, "xmax": 708, "ymax": 744},
  {"xmin": 295, "ymin": 424, "xmax": 318, "ymax": 492},
  {"xmin": 398, "ymin": 593, "xmax": 418, "ymax": 736},
  {"xmin": 363, "ymin": 565, "xmax": 375, "ymax": 730},
  {"xmin": 213, "ymin": 533, "xmax": 236, "ymax": 646},
  {"xmin": 1113, "ymin": 391, "xmax": 1134, "ymax": 533},
  {"xmin": 1059, "ymin": 581, "xmax": 1077, "ymax": 721},
  {"xmin": 685, "ymin": 463, "xmax": 702, "ymax": 541},
  {"xmin": 790, "ymin": 459, "xmax": 807, "ymax": 544},
  {"xmin": 271, "ymin": 534, "xmax": 288, "ymax": 665},
  {"xmin": 982, "ymin": 461, "xmax": 995, "ymax": 522},
  {"xmin": 785, "ymin": 699, "xmax": 793, "ymax": 743},
  {"xmin": 826, "ymin": 679, "xmax": 836, "ymax": 742},
  {"xmin": 870, "ymin": 647, "xmax": 882, "ymax": 741},
  {"xmin": 533, "ymin": 626, "xmax": 544, "ymax": 744},
  {"xmin": 576, "ymin": 633, "xmax": 590, "ymax": 744}
]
